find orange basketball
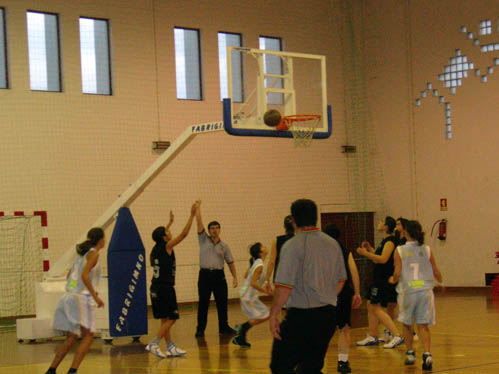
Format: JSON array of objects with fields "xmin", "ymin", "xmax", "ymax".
[{"xmin": 263, "ymin": 109, "xmax": 282, "ymax": 127}]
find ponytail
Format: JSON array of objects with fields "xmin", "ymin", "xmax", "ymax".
[
  {"xmin": 385, "ymin": 216, "xmax": 396, "ymax": 234},
  {"xmin": 77, "ymin": 227, "xmax": 104, "ymax": 256},
  {"xmin": 249, "ymin": 242, "xmax": 262, "ymax": 266},
  {"xmin": 416, "ymin": 231, "xmax": 425, "ymax": 245},
  {"xmin": 284, "ymin": 215, "xmax": 294, "ymax": 235},
  {"xmin": 406, "ymin": 220, "xmax": 425, "ymax": 245}
]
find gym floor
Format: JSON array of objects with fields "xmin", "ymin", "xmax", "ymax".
[{"xmin": 1, "ymin": 288, "xmax": 498, "ymax": 374}]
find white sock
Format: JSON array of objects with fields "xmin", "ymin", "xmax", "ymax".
[{"xmin": 338, "ymin": 353, "xmax": 349, "ymax": 362}]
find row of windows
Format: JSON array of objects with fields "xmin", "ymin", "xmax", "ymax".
[
  {"xmin": 0, "ymin": 8, "xmax": 283, "ymax": 101},
  {"xmin": 0, "ymin": 9, "xmax": 111, "ymax": 94}
]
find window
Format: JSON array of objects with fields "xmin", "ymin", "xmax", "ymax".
[
  {"xmin": 259, "ymin": 36, "xmax": 282, "ymax": 104},
  {"xmin": 79, "ymin": 17, "xmax": 111, "ymax": 95},
  {"xmin": 437, "ymin": 50, "xmax": 473, "ymax": 93},
  {"xmin": 26, "ymin": 11, "xmax": 61, "ymax": 91},
  {"xmin": 0, "ymin": 8, "xmax": 7, "ymax": 89},
  {"xmin": 218, "ymin": 32, "xmax": 242, "ymax": 102},
  {"xmin": 174, "ymin": 27, "xmax": 201, "ymax": 100},
  {"xmin": 478, "ymin": 19, "xmax": 492, "ymax": 35}
]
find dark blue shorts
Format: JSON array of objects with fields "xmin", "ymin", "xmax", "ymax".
[
  {"xmin": 367, "ymin": 282, "xmax": 397, "ymax": 308},
  {"xmin": 150, "ymin": 284, "xmax": 179, "ymax": 320}
]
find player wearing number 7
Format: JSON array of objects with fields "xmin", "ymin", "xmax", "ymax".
[{"xmin": 389, "ymin": 220, "xmax": 443, "ymax": 371}]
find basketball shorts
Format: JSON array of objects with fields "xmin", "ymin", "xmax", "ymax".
[
  {"xmin": 150, "ymin": 284, "xmax": 179, "ymax": 320},
  {"xmin": 367, "ymin": 282, "xmax": 397, "ymax": 308},
  {"xmin": 336, "ymin": 291, "xmax": 353, "ymax": 329},
  {"xmin": 397, "ymin": 289, "xmax": 435, "ymax": 326},
  {"xmin": 240, "ymin": 297, "xmax": 269, "ymax": 320},
  {"xmin": 53, "ymin": 293, "xmax": 96, "ymax": 334}
]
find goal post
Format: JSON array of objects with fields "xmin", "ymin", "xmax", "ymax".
[{"xmin": 0, "ymin": 214, "xmax": 44, "ymax": 318}]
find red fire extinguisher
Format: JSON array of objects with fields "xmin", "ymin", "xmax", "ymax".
[
  {"xmin": 438, "ymin": 219, "xmax": 447, "ymax": 240},
  {"xmin": 431, "ymin": 219, "xmax": 447, "ymax": 240}
]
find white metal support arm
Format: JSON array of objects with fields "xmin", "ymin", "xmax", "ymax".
[{"xmin": 47, "ymin": 122, "xmax": 225, "ymax": 278}]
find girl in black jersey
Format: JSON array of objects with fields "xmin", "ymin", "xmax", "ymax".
[
  {"xmin": 356, "ymin": 216, "xmax": 404, "ymax": 349},
  {"xmin": 145, "ymin": 201, "xmax": 199, "ymax": 359},
  {"xmin": 263, "ymin": 215, "xmax": 294, "ymax": 293},
  {"xmin": 323, "ymin": 224, "xmax": 362, "ymax": 374},
  {"xmin": 381, "ymin": 217, "xmax": 410, "ymax": 335},
  {"xmin": 395, "ymin": 217, "xmax": 409, "ymax": 246}
]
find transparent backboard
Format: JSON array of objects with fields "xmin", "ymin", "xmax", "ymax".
[{"xmin": 223, "ymin": 47, "xmax": 332, "ymax": 139}]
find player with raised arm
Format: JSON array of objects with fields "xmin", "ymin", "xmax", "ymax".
[
  {"xmin": 145, "ymin": 201, "xmax": 199, "ymax": 358},
  {"xmin": 194, "ymin": 202, "xmax": 238, "ymax": 338}
]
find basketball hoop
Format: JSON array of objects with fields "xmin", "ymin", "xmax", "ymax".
[{"xmin": 277, "ymin": 114, "xmax": 322, "ymax": 147}]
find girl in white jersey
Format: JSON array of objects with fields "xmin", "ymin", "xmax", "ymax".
[
  {"xmin": 45, "ymin": 228, "xmax": 105, "ymax": 374},
  {"xmin": 232, "ymin": 242, "xmax": 272, "ymax": 348},
  {"xmin": 389, "ymin": 220, "xmax": 443, "ymax": 371}
]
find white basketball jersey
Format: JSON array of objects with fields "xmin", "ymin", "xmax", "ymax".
[{"xmin": 396, "ymin": 242, "xmax": 434, "ymax": 294}]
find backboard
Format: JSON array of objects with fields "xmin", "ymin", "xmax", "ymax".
[{"xmin": 223, "ymin": 47, "xmax": 332, "ymax": 139}]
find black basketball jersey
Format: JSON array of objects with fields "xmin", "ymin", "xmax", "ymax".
[
  {"xmin": 274, "ymin": 233, "xmax": 294, "ymax": 281},
  {"xmin": 150, "ymin": 243, "xmax": 176, "ymax": 286},
  {"xmin": 337, "ymin": 239, "xmax": 354, "ymax": 295},
  {"xmin": 395, "ymin": 231, "xmax": 407, "ymax": 246},
  {"xmin": 372, "ymin": 235, "xmax": 397, "ymax": 282}
]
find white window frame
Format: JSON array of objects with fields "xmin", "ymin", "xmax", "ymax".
[
  {"xmin": 26, "ymin": 10, "xmax": 62, "ymax": 92},
  {"xmin": 79, "ymin": 17, "xmax": 112, "ymax": 95},
  {"xmin": 259, "ymin": 36, "xmax": 283, "ymax": 105},
  {"xmin": 218, "ymin": 31, "xmax": 242, "ymax": 102},
  {"xmin": 174, "ymin": 27, "xmax": 202, "ymax": 100}
]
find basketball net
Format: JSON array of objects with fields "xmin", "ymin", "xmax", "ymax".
[{"xmin": 278, "ymin": 114, "xmax": 322, "ymax": 147}]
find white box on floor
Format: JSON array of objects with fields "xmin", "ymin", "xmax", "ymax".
[{"xmin": 16, "ymin": 317, "xmax": 60, "ymax": 340}]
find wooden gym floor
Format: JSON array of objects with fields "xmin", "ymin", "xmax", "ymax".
[{"xmin": 1, "ymin": 288, "xmax": 498, "ymax": 374}]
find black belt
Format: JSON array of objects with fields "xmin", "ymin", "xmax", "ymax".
[{"xmin": 200, "ymin": 267, "xmax": 223, "ymax": 272}]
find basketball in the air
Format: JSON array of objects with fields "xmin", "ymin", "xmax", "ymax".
[{"xmin": 263, "ymin": 109, "xmax": 282, "ymax": 127}]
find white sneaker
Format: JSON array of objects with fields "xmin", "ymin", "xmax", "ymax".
[
  {"xmin": 356, "ymin": 335, "xmax": 379, "ymax": 346},
  {"xmin": 379, "ymin": 328, "xmax": 393, "ymax": 342},
  {"xmin": 145, "ymin": 343, "xmax": 166, "ymax": 358},
  {"xmin": 167, "ymin": 343, "xmax": 187, "ymax": 357},
  {"xmin": 383, "ymin": 335, "xmax": 404, "ymax": 349}
]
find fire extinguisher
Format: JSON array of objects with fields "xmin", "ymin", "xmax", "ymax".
[{"xmin": 431, "ymin": 219, "xmax": 447, "ymax": 241}]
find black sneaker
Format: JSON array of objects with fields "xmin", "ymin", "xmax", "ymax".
[
  {"xmin": 232, "ymin": 335, "xmax": 251, "ymax": 348},
  {"xmin": 219, "ymin": 326, "xmax": 237, "ymax": 335},
  {"xmin": 195, "ymin": 330, "xmax": 204, "ymax": 338},
  {"xmin": 235, "ymin": 324, "xmax": 242, "ymax": 335},
  {"xmin": 337, "ymin": 360, "xmax": 351, "ymax": 373},
  {"xmin": 422, "ymin": 353, "xmax": 433, "ymax": 370},
  {"xmin": 405, "ymin": 350, "xmax": 415, "ymax": 365}
]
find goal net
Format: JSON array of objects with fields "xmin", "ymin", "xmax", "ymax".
[
  {"xmin": 0, "ymin": 215, "xmax": 43, "ymax": 318},
  {"xmin": 338, "ymin": 0, "xmax": 389, "ymax": 295}
]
